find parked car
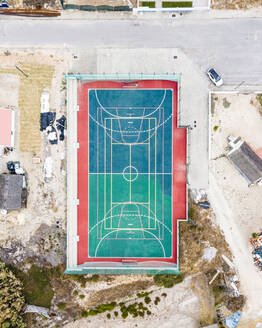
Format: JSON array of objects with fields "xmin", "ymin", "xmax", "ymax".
[{"xmin": 207, "ymin": 68, "xmax": 223, "ymax": 86}]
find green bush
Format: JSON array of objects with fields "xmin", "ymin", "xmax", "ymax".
[
  {"xmin": 162, "ymin": 1, "xmax": 192, "ymax": 7},
  {"xmin": 140, "ymin": 1, "xmax": 155, "ymax": 7},
  {"xmin": 81, "ymin": 311, "xmax": 88, "ymax": 318},
  {"xmin": 153, "ymin": 274, "xmax": 183, "ymax": 288},
  {"xmin": 106, "ymin": 313, "xmax": 111, "ymax": 319},
  {"xmin": 213, "ymin": 125, "xmax": 219, "ymax": 131},
  {"xmin": 144, "ymin": 296, "xmax": 151, "ymax": 304},
  {"xmin": 154, "ymin": 296, "xmax": 161, "ymax": 305},
  {"xmin": 73, "ymin": 290, "xmax": 78, "ymax": 296},
  {"xmin": 57, "ymin": 302, "xmax": 66, "ymax": 311}
]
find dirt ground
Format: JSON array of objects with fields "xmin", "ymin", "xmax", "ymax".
[
  {"xmin": 63, "ymin": 273, "xmax": 215, "ymax": 328},
  {"xmin": 211, "ymin": 0, "xmax": 262, "ymax": 9},
  {"xmin": 63, "ymin": 0, "xmax": 132, "ymax": 7},
  {"xmin": 209, "ymin": 93, "xmax": 262, "ymax": 322},
  {"xmin": 0, "ymin": 50, "xmax": 68, "ymax": 266}
]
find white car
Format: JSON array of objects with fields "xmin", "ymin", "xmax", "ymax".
[{"xmin": 207, "ymin": 68, "xmax": 223, "ymax": 86}]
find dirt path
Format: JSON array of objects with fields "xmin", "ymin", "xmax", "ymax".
[
  {"xmin": 209, "ymin": 174, "xmax": 262, "ymax": 319},
  {"xmin": 209, "ymin": 93, "xmax": 262, "ymax": 321}
]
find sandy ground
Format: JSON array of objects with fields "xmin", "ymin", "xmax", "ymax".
[
  {"xmin": 63, "ymin": 273, "xmax": 215, "ymax": 328},
  {"xmin": 211, "ymin": 0, "xmax": 262, "ymax": 9},
  {"xmin": 64, "ymin": 0, "xmax": 131, "ymax": 6},
  {"xmin": 209, "ymin": 93, "xmax": 262, "ymax": 321},
  {"xmin": 0, "ymin": 51, "xmax": 68, "ymax": 264}
]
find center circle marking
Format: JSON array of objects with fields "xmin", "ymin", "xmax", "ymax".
[{"xmin": 122, "ymin": 166, "xmax": 138, "ymax": 182}]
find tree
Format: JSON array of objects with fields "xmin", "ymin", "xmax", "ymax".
[{"xmin": 0, "ymin": 262, "xmax": 26, "ymax": 328}]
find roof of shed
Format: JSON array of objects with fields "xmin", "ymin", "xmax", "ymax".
[
  {"xmin": 227, "ymin": 141, "xmax": 262, "ymax": 184},
  {"xmin": 0, "ymin": 174, "xmax": 23, "ymax": 210}
]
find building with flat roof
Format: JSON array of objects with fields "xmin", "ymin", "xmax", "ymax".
[{"xmin": 0, "ymin": 109, "xmax": 15, "ymax": 148}]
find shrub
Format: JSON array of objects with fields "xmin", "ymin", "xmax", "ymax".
[
  {"xmin": 252, "ymin": 232, "xmax": 258, "ymax": 239},
  {"xmin": 153, "ymin": 274, "xmax": 183, "ymax": 288},
  {"xmin": 213, "ymin": 125, "xmax": 219, "ymax": 131},
  {"xmin": 57, "ymin": 302, "xmax": 66, "ymax": 311},
  {"xmin": 79, "ymin": 294, "xmax": 85, "ymax": 299},
  {"xmin": 114, "ymin": 311, "xmax": 118, "ymax": 317},
  {"xmin": 81, "ymin": 310, "xmax": 88, "ymax": 318},
  {"xmin": 223, "ymin": 98, "xmax": 231, "ymax": 108},
  {"xmin": 144, "ymin": 296, "xmax": 151, "ymax": 304},
  {"xmin": 154, "ymin": 296, "xmax": 161, "ymax": 305},
  {"xmin": 106, "ymin": 313, "xmax": 111, "ymax": 319},
  {"xmin": 73, "ymin": 290, "xmax": 78, "ymax": 296}
]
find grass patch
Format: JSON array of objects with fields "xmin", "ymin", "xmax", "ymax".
[
  {"xmin": 57, "ymin": 302, "xmax": 66, "ymax": 311},
  {"xmin": 213, "ymin": 125, "xmax": 219, "ymax": 132},
  {"xmin": 8, "ymin": 264, "xmax": 55, "ymax": 308},
  {"xmin": 140, "ymin": 1, "xmax": 155, "ymax": 7},
  {"xmin": 153, "ymin": 274, "xmax": 183, "ymax": 288},
  {"xmin": 162, "ymin": 1, "xmax": 192, "ymax": 8},
  {"xmin": 212, "ymin": 285, "xmax": 227, "ymax": 297}
]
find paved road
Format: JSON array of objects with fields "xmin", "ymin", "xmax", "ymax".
[{"xmin": 1, "ymin": 17, "xmax": 262, "ymax": 85}]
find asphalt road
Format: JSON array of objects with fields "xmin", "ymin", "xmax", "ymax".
[{"xmin": 1, "ymin": 17, "xmax": 262, "ymax": 85}]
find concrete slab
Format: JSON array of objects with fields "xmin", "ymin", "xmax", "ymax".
[{"xmin": 71, "ymin": 48, "xmax": 209, "ymax": 189}]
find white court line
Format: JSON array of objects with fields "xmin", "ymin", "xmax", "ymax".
[
  {"xmin": 95, "ymin": 89, "xmax": 166, "ymax": 119},
  {"xmin": 103, "ymin": 116, "xmax": 161, "ymax": 146},
  {"xmin": 90, "ymin": 89, "xmax": 174, "ymax": 256},
  {"xmin": 90, "ymin": 213, "xmax": 171, "ymax": 235},
  {"xmin": 148, "ymin": 119, "xmax": 150, "ymax": 228},
  {"xmin": 94, "ymin": 229, "xmax": 166, "ymax": 258},
  {"xmin": 90, "ymin": 173, "xmax": 172, "ymax": 175}
]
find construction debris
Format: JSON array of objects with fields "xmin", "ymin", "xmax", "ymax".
[
  {"xmin": 224, "ymin": 311, "xmax": 242, "ymax": 328},
  {"xmin": 250, "ymin": 233, "xmax": 262, "ymax": 270}
]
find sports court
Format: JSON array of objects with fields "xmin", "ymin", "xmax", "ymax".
[{"xmin": 70, "ymin": 78, "xmax": 187, "ymax": 273}]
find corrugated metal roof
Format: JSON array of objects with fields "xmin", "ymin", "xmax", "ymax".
[
  {"xmin": 227, "ymin": 141, "xmax": 262, "ymax": 185},
  {"xmin": 0, "ymin": 174, "xmax": 23, "ymax": 210}
]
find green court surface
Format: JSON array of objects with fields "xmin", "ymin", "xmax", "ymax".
[{"xmin": 88, "ymin": 88, "xmax": 174, "ymax": 259}]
